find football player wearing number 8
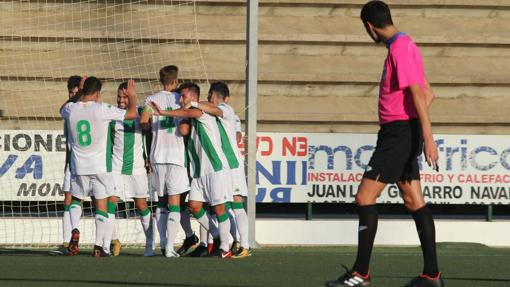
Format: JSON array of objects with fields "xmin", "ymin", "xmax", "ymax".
[
  {"xmin": 140, "ymin": 66, "xmax": 197, "ymax": 258},
  {"xmin": 60, "ymin": 77, "xmax": 138, "ymax": 257}
]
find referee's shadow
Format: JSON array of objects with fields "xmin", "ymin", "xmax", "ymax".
[
  {"xmin": 380, "ymin": 275, "xmax": 510, "ymax": 284},
  {"xmin": 0, "ymin": 247, "xmax": 50, "ymax": 256}
]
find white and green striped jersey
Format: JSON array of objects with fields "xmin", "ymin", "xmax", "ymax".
[
  {"xmin": 60, "ymin": 101, "xmax": 126, "ymax": 175},
  {"xmin": 143, "ymin": 91, "xmax": 186, "ymax": 166},
  {"xmin": 234, "ymin": 114, "xmax": 242, "ymax": 133},
  {"xmin": 187, "ymin": 111, "xmax": 239, "ymax": 178},
  {"xmin": 217, "ymin": 103, "xmax": 243, "ymax": 162},
  {"xmin": 110, "ymin": 108, "xmax": 146, "ymax": 176}
]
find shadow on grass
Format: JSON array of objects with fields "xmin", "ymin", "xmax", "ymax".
[
  {"xmin": 0, "ymin": 248, "xmax": 146, "ymax": 257},
  {"xmin": 381, "ymin": 275, "xmax": 510, "ymax": 283},
  {"xmin": 0, "ymin": 278, "xmax": 256, "ymax": 287}
]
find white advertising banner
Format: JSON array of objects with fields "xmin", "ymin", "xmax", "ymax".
[
  {"xmin": 0, "ymin": 130, "xmax": 67, "ymax": 201},
  {"xmin": 254, "ymin": 133, "xmax": 510, "ymax": 204},
  {"xmin": 1, "ymin": 130, "xmax": 510, "ymax": 204}
]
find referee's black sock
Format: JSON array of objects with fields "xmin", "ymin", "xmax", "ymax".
[
  {"xmin": 412, "ymin": 205, "xmax": 439, "ymax": 277},
  {"xmin": 352, "ymin": 204, "xmax": 378, "ymax": 277}
]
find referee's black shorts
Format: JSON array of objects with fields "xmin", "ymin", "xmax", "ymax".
[{"xmin": 363, "ymin": 119, "xmax": 423, "ymax": 184}]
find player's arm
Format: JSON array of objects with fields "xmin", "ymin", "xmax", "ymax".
[
  {"xmin": 150, "ymin": 101, "xmax": 203, "ymax": 119},
  {"xmin": 140, "ymin": 108, "xmax": 152, "ymax": 130},
  {"xmin": 423, "ymin": 79, "xmax": 435, "ymax": 108},
  {"xmin": 124, "ymin": 79, "xmax": 138, "ymax": 120},
  {"xmin": 142, "ymin": 127, "xmax": 152, "ymax": 174},
  {"xmin": 194, "ymin": 101, "xmax": 223, "ymax": 117},
  {"xmin": 179, "ymin": 119, "xmax": 191, "ymax": 136},
  {"xmin": 408, "ymin": 84, "xmax": 438, "ymax": 170}
]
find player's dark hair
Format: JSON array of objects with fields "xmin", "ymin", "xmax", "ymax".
[
  {"xmin": 178, "ymin": 82, "xmax": 200, "ymax": 98},
  {"xmin": 159, "ymin": 65, "xmax": 179, "ymax": 86},
  {"xmin": 67, "ymin": 75, "xmax": 82, "ymax": 91},
  {"xmin": 360, "ymin": 1, "xmax": 393, "ymax": 28},
  {"xmin": 208, "ymin": 81, "xmax": 230, "ymax": 99},
  {"xmin": 118, "ymin": 82, "xmax": 128, "ymax": 91},
  {"xmin": 82, "ymin": 76, "xmax": 102, "ymax": 96}
]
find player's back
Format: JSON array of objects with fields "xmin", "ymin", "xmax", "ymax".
[
  {"xmin": 217, "ymin": 103, "xmax": 243, "ymax": 161},
  {"xmin": 144, "ymin": 91, "xmax": 186, "ymax": 166},
  {"xmin": 62, "ymin": 101, "xmax": 125, "ymax": 175},
  {"xmin": 188, "ymin": 112, "xmax": 237, "ymax": 178}
]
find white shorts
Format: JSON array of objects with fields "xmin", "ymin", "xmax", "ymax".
[
  {"xmin": 113, "ymin": 173, "xmax": 149, "ymax": 199},
  {"xmin": 230, "ymin": 166, "xmax": 248, "ymax": 197},
  {"xmin": 63, "ymin": 166, "xmax": 71, "ymax": 193},
  {"xmin": 189, "ymin": 169, "xmax": 233, "ymax": 206},
  {"xmin": 151, "ymin": 164, "xmax": 190, "ymax": 197},
  {"xmin": 70, "ymin": 173, "xmax": 113, "ymax": 200}
]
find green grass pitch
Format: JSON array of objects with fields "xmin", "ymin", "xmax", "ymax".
[{"xmin": 0, "ymin": 243, "xmax": 509, "ymax": 287}]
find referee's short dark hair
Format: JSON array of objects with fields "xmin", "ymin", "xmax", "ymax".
[
  {"xmin": 360, "ymin": 1, "xmax": 393, "ymax": 28},
  {"xmin": 67, "ymin": 75, "xmax": 82, "ymax": 91},
  {"xmin": 208, "ymin": 81, "xmax": 230, "ymax": 100}
]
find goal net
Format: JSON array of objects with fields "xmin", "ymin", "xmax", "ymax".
[{"xmin": 0, "ymin": 0, "xmax": 207, "ymax": 247}]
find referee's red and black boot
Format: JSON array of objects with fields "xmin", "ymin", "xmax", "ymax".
[
  {"xmin": 402, "ymin": 273, "xmax": 444, "ymax": 287},
  {"xmin": 325, "ymin": 267, "xmax": 371, "ymax": 287}
]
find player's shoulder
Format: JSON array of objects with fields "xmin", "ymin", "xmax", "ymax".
[
  {"xmin": 218, "ymin": 103, "xmax": 234, "ymax": 114},
  {"xmin": 391, "ymin": 35, "xmax": 417, "ymax": 53}
]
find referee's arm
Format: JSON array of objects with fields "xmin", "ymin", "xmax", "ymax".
[{"xmin": 409, "ymin": 84, "xmax": 438, "ymax": 169}]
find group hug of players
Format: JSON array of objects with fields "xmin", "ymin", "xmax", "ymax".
[{"xmin": 54, "ymin": 65, "xmax": 251, "ymax": 259}]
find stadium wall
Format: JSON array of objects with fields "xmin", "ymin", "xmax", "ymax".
[{"xmin": 1, "ymin": 0, "xmax": 510, "ymax": 134}]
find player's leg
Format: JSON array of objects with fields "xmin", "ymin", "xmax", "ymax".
[
  {"xmin": 134, "ymin": 197, "xmax": 153, "ymax": 256},
  {"xmin": 53, "ymin": 166, "xmax": 73, "ymax": 255},
  {"xmin": 67, "ymin": 174, "xmax": 88, "ymax": 256},
  {"xmin": 103, "ymin": 195, "xmax": 119, "ymax": 256},
  {"xmin": 51, "ymin": 187, "xmax": 73, "ymax": 255},
  {"xmin": 211, "ymin": 202, "xmax": 232, "ymax": 258},
  {"xmin": 230, "ymin": 166, "xmax": 250, "ymax": 257},
  {"xmin": 398, "ymin": 180, "xmax": 443, "ymax": 287},
  {"xmin": 231, "ymin": 195, "xmax": 251, "ymax": 258},
  {"xmin": 152, "ymin": 164, "xmax": 168, "ymax": 255},
  {"xmin": 176, "ymin": 191, "xmax": 199, "ymax": 256},
  {"xmin": 132, "ymin": 173, "xmax": 153, "ymax": 256},
  {"xmin": 188, "ymin": 203, "xmax": 213, "ymax": 258},
  {"xmin": 225, "ymin": 202, "xmax": 239, "ymax": 251},
  {"xmin": 164, "ymin": 194, "xmax": 181, "ymax": 257},
  {"xmin": 91, "ymin": 173, "xmax": 114, "ymax": 257},
  {"xmin": 165, "ymin": 164, "xmax": 195, "ymax": 257}
]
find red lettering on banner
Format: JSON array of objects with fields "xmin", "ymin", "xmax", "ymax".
[
  {"xmin": 257, "ymin": 136, "xmax": 273, "ymax": 156},
  {"xmin": 282, "ymin": 137, "xmax": 308, "ymax": 156}
]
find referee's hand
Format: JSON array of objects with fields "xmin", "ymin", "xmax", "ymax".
[{"xmin": 424, "ymin": 139, "xmax": 439, "ymax": 172}]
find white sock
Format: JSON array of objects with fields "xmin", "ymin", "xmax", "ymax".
[
  {"xmin": 155, "ymin": 206, "xmax": 168, "ymax": 249},
  {"xmin": 233, "ymin": 203, "xmax": 250, "ymax": 249},
  {"xmin": 139, "ymin": 208, "xmax": 153, "ymax": 247},
  {"xmin": 63, "ymin": 207, "xmax": 72, "ymax": 243},
  {"xmin": 95, "ymin": 211, "xmax": 108, "ymax": 248},
  {"xmin": 209, "ymin": 214, "xmax": 217, "ymax": 244},
  {"xmin": 180, "ymin": 206, "xmax": 194, "ymax": 238},
  {"xmin": 111, "ymin": 219, "xmax": 118, "ymax": 241},
  {"xmin": 194, "ymin": 208, "xmax": 219, "ymax": 238},
  {"xmin": 217, "ymin": 213, "xmax": 231, "ymax": 252},
  {"xmin": 199, "ymin": 225, "xmax": 208, "ymax": 246},
  {"xmin": 103, "ymin": 213, "xmax": 115, "ymax": 254},
  {"xmin": 69, "ymin": 201, "xmax": 82, "ymax": 230},
  {"xmin": 166, "ymin": 206, "xmax": 181, "ymax": 252},
  {"xmin": 227, "ymin": 206, "xmax": 238, "ymax": 242}
]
